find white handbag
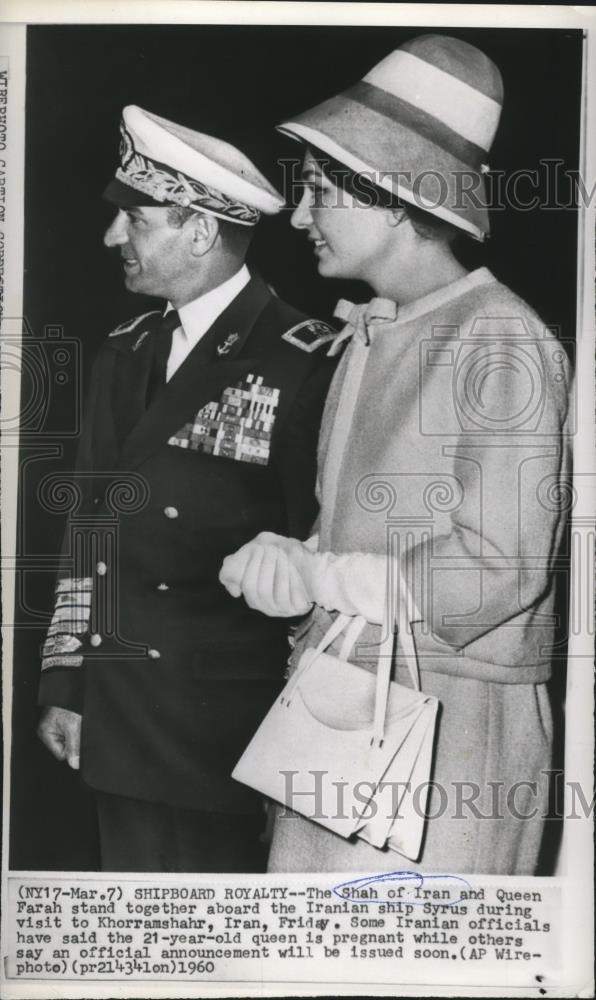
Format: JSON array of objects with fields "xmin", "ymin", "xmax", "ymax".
[{"xmin": 232, "ymin": 588, "xmax": 439, "ymax": 862}]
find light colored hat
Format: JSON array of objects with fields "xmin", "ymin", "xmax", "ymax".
[
  {"xmin": 104, "ymin": 105, "xmax": 284, "ymax": 226},
  {"xmin": 278, "ymin": 35, "xmax": 504, "ymax": 240}
]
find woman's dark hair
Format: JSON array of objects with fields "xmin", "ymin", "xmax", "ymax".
[
  {"xmin": 309, "ymin": 146, "xmax": 461, "ymax": 245},
  {"xmin": 402, "ymin": 203, "xmax": 461, "ymax": 245}
]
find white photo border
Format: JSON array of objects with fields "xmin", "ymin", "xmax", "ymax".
[{"xmin": 1, "ymin": 4, "xmax": 594, "ymax": 998}]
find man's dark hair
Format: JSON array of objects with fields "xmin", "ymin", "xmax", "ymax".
[
  {"xmin": 166, "ymin": 205, "xmax": 196, "ymax": 229},
  {"xmin": 166, "ymin": 205, "xmax": 254, "ymax": 254},
  {"xmin": 217, "ymin": 217, "xmax": 255, "ymax": 255}
]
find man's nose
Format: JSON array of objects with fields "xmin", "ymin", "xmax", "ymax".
[
  {"xmin": 291, "ymin": 188, "xmax": 313, "ymax": 230},
  {"xmin": 103, "ymin": 211, "xmax": 128, "ymax": 247}
]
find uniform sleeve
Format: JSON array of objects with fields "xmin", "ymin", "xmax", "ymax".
[
  {"xmin": 274, "ymin": 355, "xmax": 336, "ymax": 540},
  {"xmin": 37, "ymin": 351, "xmax": 104, "ymax": 713}
]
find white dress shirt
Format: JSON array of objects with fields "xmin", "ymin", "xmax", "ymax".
[{"xmin": 164, "ymin": 265, "xmax": 251, "ymax": 381}]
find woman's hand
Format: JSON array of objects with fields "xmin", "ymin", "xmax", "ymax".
[{"xmin": 219, "ymin": 532, "xmax": 314, "ymax": 617}]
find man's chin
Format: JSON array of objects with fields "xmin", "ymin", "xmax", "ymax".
[{"xmin": 123, "ymin": 272, "xmax": 145, "ymax": 293}]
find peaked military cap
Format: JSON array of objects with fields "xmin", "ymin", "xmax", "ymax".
[{"xmin": 104, "ymin": 105, "xmax": 285, "ymax": 226}]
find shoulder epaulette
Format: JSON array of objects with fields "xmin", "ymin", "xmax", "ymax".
[
  {"xmin": 281, "ymin": 319, "xmax": 337, "ymax": 353},
  {"xmin": 108, "ymin": 311, "xmax": 160, "ymax": 338}
]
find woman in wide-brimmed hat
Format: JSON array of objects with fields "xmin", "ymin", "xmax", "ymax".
[{"xmin": 221, "ymin": 34, "xmax": 572, "ymax": 874}]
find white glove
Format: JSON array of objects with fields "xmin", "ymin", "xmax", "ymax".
[{"xmin": 219, "ymin": 532, "xmax": 314, "ymax": 618}]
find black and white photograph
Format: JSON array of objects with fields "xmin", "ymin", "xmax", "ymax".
[{"xmin": 0, "ymin": 3, "xmax": 594, "ymax": 996}]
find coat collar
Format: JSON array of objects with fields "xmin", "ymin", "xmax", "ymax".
[
  {"xmin": 114, "ymin": 274, "xmax": 273, "ymax": 470},
  {"xmin": 174, "ymin": 263, "xmax": 251, "ymax": 353},
  {"xmin": 110, "ymin": 274, "xmax": 271, "ymax": 361}
]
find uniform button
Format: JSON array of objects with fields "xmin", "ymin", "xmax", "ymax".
[
  {"xmin": 164, "ymin": 506, "xmax": 179, "ymax": 519},
  {"xmin": 96, "ymin": 561, "xmax": 107, "ymax": 575},
  {"xmin": 89, "ymin": 634, "xmax": 102, "ymax": 647},
  {"xmin": 148, "ymin": 648, "xmax": 161, "ymax": 659},
  {"xmin": 157, "ymin": 583, "xmax": 169, "ymax": 591}
]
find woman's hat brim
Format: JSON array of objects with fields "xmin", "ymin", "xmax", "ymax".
[{"xmin": 279, "ymin": 91, "xmax": 491, "ymax": 240}]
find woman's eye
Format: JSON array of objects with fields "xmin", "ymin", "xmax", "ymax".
[
  {"xmin": 306, "ymin": 182, "xmax": 326, "ymax": 199},
  {"xmin": 295, "ymin": 179, "xmax": 331, "ymax": 208},
  {"xmin": 312, "ymin": 185, "xmax": 332, "ymax": 206}
]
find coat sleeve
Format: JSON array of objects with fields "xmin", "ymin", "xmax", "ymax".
[
  {"xmin": 37, "ymin": 350, "xmax": 105, "ymax": 714},
  {"xmin": 302, "ymin": 336, "xmax": 573, "ymax": 650},
  {"xmin": 406, "ymin": 336, "xmax": 572, "ymax": 649}
]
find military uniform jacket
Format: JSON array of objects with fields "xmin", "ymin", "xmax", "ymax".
[{"xmin": 38, "ymin": 274, "xmax": 337, "ymax": 814}]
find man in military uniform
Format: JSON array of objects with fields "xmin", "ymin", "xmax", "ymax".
[{"xmin": 37, "ymin": 105, "xmax": 337, "ymax": 872}]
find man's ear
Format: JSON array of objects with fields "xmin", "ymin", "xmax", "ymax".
[{"xmin": 189, "ymin": 212, "xmax": 220, "ymax": 257}]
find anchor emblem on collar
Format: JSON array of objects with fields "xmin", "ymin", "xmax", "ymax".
[
  {"xmin": 217, "ymin": 332, "xmax": 240, "ymax": 356},
  {"xmin": 132, "ymin": 330, "xmax": 150, "ymax": 351}
]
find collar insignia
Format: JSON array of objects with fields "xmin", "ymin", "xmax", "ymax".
[
  {"xmin": 132, "ymin": 330, "xmax": 150, "ymax": 351},
  {"xmin": 217, "ymin": 332, "xmax": 240, "ymax": 356},
  {"xmin": 282, "ymin": 319, "xmax": 336, "ymax": 353}
]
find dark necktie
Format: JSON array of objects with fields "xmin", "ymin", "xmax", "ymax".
[{"xmin": 146, "ymin": 309, "xmax": 179, "ymax": 405}]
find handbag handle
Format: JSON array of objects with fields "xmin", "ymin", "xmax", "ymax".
[
  {"xmin": 371, "ymin": 569, "xmax": 420, "ymax": 746},
  {"xmin": 282, "ymin": 612, "xmax": 356, "ymax": 705},
  {"xmin": 339, "ymin": 614, "xmax": 369, "ymax": 660},
  {"xmin": 283, "ymin": 571, "xmax": 420, "ymax": 746}
]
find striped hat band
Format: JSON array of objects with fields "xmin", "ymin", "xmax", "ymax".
[
  {"xmin": 364, "ymin": 47, "xmax": 502, "ymax": 156},
  {"xmin": 347, "ymin": 79, "xmax": 487, "ymax": 171}
]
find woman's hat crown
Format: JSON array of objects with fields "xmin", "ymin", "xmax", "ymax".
[{"xmin": 278, "ymin": 34, "xmax": 505, "ymax": 240}]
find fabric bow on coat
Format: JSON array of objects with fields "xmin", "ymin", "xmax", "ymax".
[{"xmin": 328, "ymin": 297, "xmax": 398, "ymax": 356}]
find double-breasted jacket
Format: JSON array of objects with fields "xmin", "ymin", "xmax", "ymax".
[{"xmin": 38, "ymin": 274, "xmax": 337, "ymax": 814}]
